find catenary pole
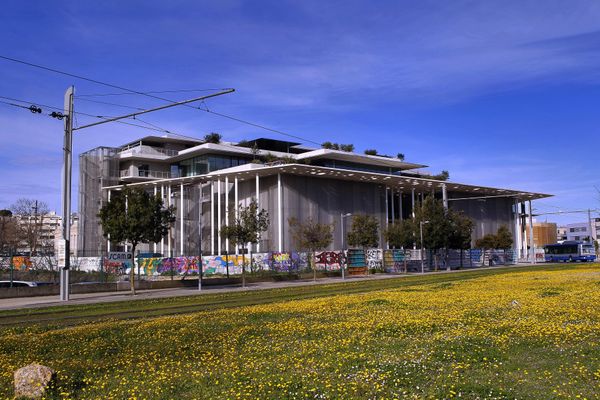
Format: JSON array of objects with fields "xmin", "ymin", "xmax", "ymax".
[{"xmin": 60, "ymin": 86, "xmax": 74, "ymax": 301}]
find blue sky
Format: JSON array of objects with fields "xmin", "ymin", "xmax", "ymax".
[{"xmin": 1, "ymin": 0, "xmax": 599, "ymax": 225}]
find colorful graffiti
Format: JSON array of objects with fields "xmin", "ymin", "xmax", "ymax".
[
  {"xmin": 314, "ymin": 251, "xmax": 345, "ymax": 271},
  {"xmin": 383, "ymin": 249, "xmax": 405, "ymax": 272},
  {"xmin": 12, "ymin": 256, "xmax": 32, "ymax": 271},
  {"xmin": 366, "ymin": 248, "xmax": 383, "ymax": 269}
]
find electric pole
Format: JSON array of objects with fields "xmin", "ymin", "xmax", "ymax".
[{"xmin": 60, "ymin": 86, "xmax": 74, "ymax": 302}]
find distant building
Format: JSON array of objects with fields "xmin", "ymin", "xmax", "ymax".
[
  {"xmin": 557, "ymin": 227, "xmax": 567, "ymax": 242},
  {"xmin": 14, "ymin": 211, "xmax": 61, "ymax": 256},
  {"xmin": 558, "ymin": 218, "xmax": 600, "ymax": 244},
  {"xmin": 531, "ymin": 222, "xmax": 558, "ymax": 247}
]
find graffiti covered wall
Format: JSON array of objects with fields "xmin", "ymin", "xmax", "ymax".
[{"xmin": 314, "ymin": 251, "xmax": 345, "ymax": 271}]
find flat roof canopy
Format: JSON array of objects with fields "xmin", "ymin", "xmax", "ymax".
[{"xmin": 103, "ymin": 163, "xmax": 551, "ymax": 201}]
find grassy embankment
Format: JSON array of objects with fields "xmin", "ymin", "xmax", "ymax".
[{"xmin": 1, "ymin": 263, "xmax": 599, "ymax": 399}]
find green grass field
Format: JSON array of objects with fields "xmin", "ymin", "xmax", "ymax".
[{"xmin": 1, "ymin": 264, "xmax": 599, "ymax": 399}]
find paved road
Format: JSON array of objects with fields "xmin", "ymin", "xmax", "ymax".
[{"xmin": 0, "ymin": 264, "xmax": 529, "ymax": 311}]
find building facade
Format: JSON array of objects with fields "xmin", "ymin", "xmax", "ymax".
[
  {"xmin": 78, "ymin": 135, "xmax": 550, "ymax": 259},
  {"xmin": 559, "ymin": 218, "xmax": 600, "ymax": 244}
]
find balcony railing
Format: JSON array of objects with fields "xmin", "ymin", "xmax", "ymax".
[
  {"xmin": 120, "ymin": 168, "xmax": 171, "ymax": 179},
  {"xmin": 119, "ymin": 144, "xmax": 178, "ymax": 158}
]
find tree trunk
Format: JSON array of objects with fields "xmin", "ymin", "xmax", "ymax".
[
  {"xmin": 130, "ymin": 243, "xmax": 137, "ymax": 295},
  {"xmin": 312, "ymin": 251, "xmax": 316, "ymax": 281},
  {"xmin": 241, "ymin": 246, "xmax": 246, "ymax": 288}
]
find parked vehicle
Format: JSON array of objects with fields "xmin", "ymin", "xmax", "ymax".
[
  {"xmin": 544, "ymin": 241, "xmax": 596, "ymax": 262},
  {"xmin": 0, "ymin": 281, "xmax": 38, "ymax": 288}
]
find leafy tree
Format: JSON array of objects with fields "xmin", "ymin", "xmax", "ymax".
[
  {"xmin": 10, "ymin": 198, "xmax": 50, "ymax": 255},
  {"xmin": 415, "ymin": 197, "xmax": 447, "ymax": 270},
  {"xmin": 384, "ymin": 220, "xmax": 414, "ymax": 249},
  {"xmin": 98, "ymin": 187, "xmax": 175, "ymax": 295},
  {"xmin": 475, "ymin": 225, "xmax": 513, "ymax": 266},
  {"xmin": 289, "ymin": 218, "xmax": 333, "ymax": 280},
  {"xmin": 413, "ymin": 197, "xmax": 473, "ymax": 270},
  {"xmin": 475, "ymin": 234, "xmax": 496, "ymax": 250},
  {"xmin": 322, "ymin": 142, "xmax": 354, "ymax": 152},
  {"xmin": 432, "ymin": 170, "xmax": 450, "ymax": 181},
  {"xmin": 0, "ymin": 210, "xmax": 12, "ymax": 217},
  {"xmin": 347, "ymin": 214, "xmax": 379, "ymax": 249},
  {"xmin": 447, "ymin": 210, "xmax": 474, "ymax": 268},
  {"xmin": 396, "ymin": 153, "xmax": 405, "ymax": 161},
  {"xmin": 494, "ymin": 225, "xmax": 513, "ymax": 250},
  {"xmin": 204, "ymin": 132, "xmax": 222, "ymax": 144},
  {"xmin": 364, "ymin": 149, "xmax": 378, "ymax": 156},
  {"xmin": 384, "ymin": 219, "xmax": 415, "ymax": 272},
  {"xmin": 221, "ymin": 199, "xmax": 269, "ymax": 287}
]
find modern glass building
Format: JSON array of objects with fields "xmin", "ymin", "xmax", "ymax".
[{"xmin": 78, "ymin": 135, "xmax": 550, "ymax": 259}]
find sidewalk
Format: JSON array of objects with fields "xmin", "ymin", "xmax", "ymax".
[{"xmin": 0, "ymin": 264, "xmax": 531, "ymax": 311}]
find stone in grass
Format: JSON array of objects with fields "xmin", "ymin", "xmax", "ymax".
[{"xmin": 14, "ymin": 363, "xmax": 55, "ymax": 399}]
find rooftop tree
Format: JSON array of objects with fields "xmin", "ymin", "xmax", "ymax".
[
  {"xmin": 289, "ymin": 218, "xmax": 333, "ymax": 280},
  {"xmin": 204, "ymin": 132, "xmax": 222, "ymax": 144},
  {"xmin": 221, "ymin": 199, "xmax": 269, "ymax": 287},
  {"xmin": 98, "ymin": 186, "xmax": 175, "ymax": 295}
]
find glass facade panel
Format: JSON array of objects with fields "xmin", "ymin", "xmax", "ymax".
[{"xmin": 172, "ymin": 154, "xmax": 249, "ymax": 177}]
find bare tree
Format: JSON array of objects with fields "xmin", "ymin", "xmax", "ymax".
[
  {"xmin": 10, "ymin": 198, "xmax": 50, "ymax": 255},
  {"xmin": 0, "ymin": 210, "xmax": 20, "ymax": 254}
]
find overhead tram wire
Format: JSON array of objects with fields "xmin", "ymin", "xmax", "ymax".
[
  {"xmin": 0, "ymin": 55, "xmax": 328, "ymax": 146},
  {"xmin": 0, "ymin": 54, "xmax": 234, "ymax": 108},
  {"xmin": 0, "ymin": 55, "xmax": 413, "ymax": 168},
  {"xmin": 0, "ymin": 94, "xmax": 196, "ymax": 137},
  {"xmin": 76, "ymin": 88, "xmax": 226, "ymax": 97}
]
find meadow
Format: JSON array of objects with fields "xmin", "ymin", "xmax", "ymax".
[{"xmin": 0, "ymin": 264, "xmax": 599, "ymax": 399}]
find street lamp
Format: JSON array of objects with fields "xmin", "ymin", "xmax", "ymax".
[
  {"xmin": 340, "ymin": 213, "xmax": 352, "ymax": 280},
  {"xmin": 419, "ymin": 220, "xmax": 430, "ymax": 274}
]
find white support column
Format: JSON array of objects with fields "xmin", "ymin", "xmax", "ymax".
[
  {"xmin": 385, "ymin": 187, "xmax": 389, "ymax": 250},
  {"xmin": 385, "ymin": 187, "xmax": 389, "ymax": 225},
  {"xmin": 161, "ymin": 185, "xmax": 165, "ymax": 255},
  {"xmin": 411, "ymin": 188, "xmax": 416, "ymax": 219},
  {"xmin": 107, "ymin": 190, "xmax": 111, "ymax": 253},
  {"xmin": 514, "ymin": 199, "xmax": 521, "ymax": 260},
  {"xmin": 442, "ymin": 184, "xmax": 448, "ymax": 210},
  {"xmin": 210, "ymin": 181, "xmax": 214, "ymax": 255},
  {"xmin": 277, "ymin": 173, "xmax": 283, "ymax": 253},
  {"xmin": 391, "ymin": 188, "xmax": 395, "ymax": 224},
  {"xmin": 411, "ymin": 188, "xmax": 416, "ymax": 250},
  {"xmin": 234, "ymin": 177, "xmax": 239, "ymax": 255},
  {"xmin": 180, "ymin": 183, "xmax": 184, "ymax": 256},
  {"xmin": 522, "ymin": 203, "xmax": 527, "ymax": 259},
  {"xmin": 256, "ymin": 174, "xmax": 260, "ymax": 253},
  {"xmin": 528, "ymin": 200, "xmax": 535, "ymax": 264},
  {"xmin": 167, "ymin": 185, "xmax": 172, "ymax": 257},
  {"xmin": 399, "ymin": 191, "xmax": 403, "ymax": 221},
  {"xmin": 153, "ymin": 186, "xmax": 157, "ymax": 253},
  {"xmin": 217, "ymin": 179, "xmax": 222, "ymax": 256},
  {"xmin": 225, "ymin": 176, "xmax": 229, "ymax": 254},
  {"xmin": 199, "ymin": 183, "xmax": 203, "ymax": 256}
]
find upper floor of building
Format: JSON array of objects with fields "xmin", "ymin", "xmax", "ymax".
[{"xmin": 81, "ymin": 134, "xmax": 433, "ymax": 184}]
